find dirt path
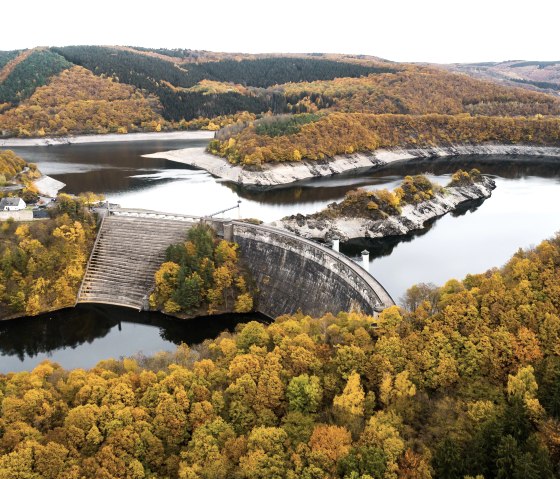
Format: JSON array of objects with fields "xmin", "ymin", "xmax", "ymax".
[{"xmin": 0, "ymin": 47, "xmax": 44, "ymax": 84}]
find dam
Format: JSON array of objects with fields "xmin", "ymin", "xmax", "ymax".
[{"xmin": 77, "ymin": 208, "xmax": 394, "ymax": 318}]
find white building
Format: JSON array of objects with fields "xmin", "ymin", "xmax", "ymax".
[{"xmin": 0, "ymin": 197, "xmax": 26, "ymax": 211}]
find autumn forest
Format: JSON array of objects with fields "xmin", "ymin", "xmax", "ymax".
[
  {"xmin": 1, "ymin": 43, "xmax": 560, "ymax": 479},
  {"xmin": 0, "ymin": 236, "xmax": 559, "ymax": 478}
]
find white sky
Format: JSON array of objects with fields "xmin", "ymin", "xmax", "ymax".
[{"xmin": 3, "ymin": 0, "xmax": 558, "ymax": 64}]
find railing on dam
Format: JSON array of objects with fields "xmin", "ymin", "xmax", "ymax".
[{"xmin": 78, "ymin": 207, "xmax": 395, "ymax": 317}]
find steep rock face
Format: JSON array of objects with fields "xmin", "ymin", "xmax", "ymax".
[{"xmin": 272, "ymin": 176, "xmax": 496, "ymax": 241}]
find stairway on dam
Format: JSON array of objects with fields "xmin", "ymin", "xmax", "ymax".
[{"xmin": 78, "ymin": 215, "xmax": 192, "ymax": 309}]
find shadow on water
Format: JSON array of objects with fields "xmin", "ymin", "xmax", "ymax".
[
  {"xmin": 223, "ymin": 172, "xmax": 380, "ymax": 205},
  {"xmin": 370, "ymin": 155, "xmax": 560, "ymax": 179},
  {"xmin": 0, "ymin": 304, "xmax": 268, "ymax": 365},
  {"xmin": 223, "ymin": 155, "xmax": 560, "ymax": 206},
  {"xmin": 340, "ymin": 224, "xmax": 435, "ymax": 260},
  {"xmin": 339, "ymin": 196, "xmax": 489, "ymax": 260}
]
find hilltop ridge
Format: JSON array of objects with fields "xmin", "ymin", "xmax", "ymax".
[{"xmin": 1, "ymin": 45, "xmax": 560, "ymax": 140}]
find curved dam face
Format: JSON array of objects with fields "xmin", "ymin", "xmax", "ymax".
[
  {"xmin": 227, "ymin": 222, "xmax": 393, "ymax": 318},
  {"xmin": 77, "ymin": 209, "xmax": 394, "ymax": 318}
]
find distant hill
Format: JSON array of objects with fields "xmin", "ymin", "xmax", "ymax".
[
  {"xmin": 1, "ymin": 46, "xmax": 560, "ymax": 138},
  {"xmin": 435, "ymin": 60, "xmax": 560, "ymax": 95}
]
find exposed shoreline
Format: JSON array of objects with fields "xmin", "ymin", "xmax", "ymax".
[
  {"xmin": 143, "ymin": 147, "xmax": 386, "ymax": 185},
  {"xmin": 0, "ymin": 130, "xmax": 215, "ymax": 147},
  {"xmin": 270, "ymin": 176, "xmax": 497, "ymax": 241},
  {"xmin": 145, "ymin": 144, "xmax": 560, "ymax": 186}
]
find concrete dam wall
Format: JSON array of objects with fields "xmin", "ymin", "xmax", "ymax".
[
  {"xmin": 227, "ymin": 222, "xmax": 393, "ymax": 318},
  {"xmin": 77, "ymin": 209, "xmax": 394, "ymax": 317},
  {"xmin": 78, "ymin": 212, "xmax": 199, "ymax": 309}
]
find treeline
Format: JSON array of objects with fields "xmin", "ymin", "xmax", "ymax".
[
  {"xmin": 128, "ymin": 46, "xmax": 210, "ymax": 61},
  {"xmin": 0, "ymin": 235, "xmax": 559, "ymax": 478},
  {"xmin": 209, "ymin": 113, "xmax": 560, "ymax": 165},
  {"xmin": 511, "ymin": 78, "xmax": 560, "ymax": 92},
  {"xmin": 50, "ymin": 47, "xmax": 396, "ymax": 121},
  {"xmin": 279, "ymin": 68, "xmax": 560, "ymax": 116},
  {"xmin": 156, "ymin": 88, "xmax": 274, "ymax": 123},
  {"xmin": 0, "ymin": 195, "xmax": 97, "ymax": 318},
  {"xmin": 170, "ymin": 111, "xmax": 257, "ymax": 132},
  {"xmin": 150, "ymin": 224, "xmax": 254, "ymax": 315},
  {"xmin": 0, "ymin": 67, "xmax": 164, "ymax": 137},
  {"xmin": 0, "ymin": 49, "xmax": 71, "ymax": 105},
  {"xmin": 307, "ymin": 170, "xmax": 481, "ymax": 221},
  {"xmin": 183, "ymin": 57, "xmax": 396, "ymax": 88}
]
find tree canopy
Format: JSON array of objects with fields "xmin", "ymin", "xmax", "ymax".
[
  {"xmin": 150, "ymin": 224, "xmax": 255, "ymax": 316},
  {"xmin": 0, "ymin": 233, "xmax": 559, "ymax": 478},
  {"xmin": 0, "ymin": 194, "xmax": 97, "ymax": 318}
]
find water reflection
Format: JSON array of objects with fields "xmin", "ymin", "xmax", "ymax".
[
  {"xmin": 341, "ymin": 197, "xmax": 486, "ymax": 260},
  {"xmin": 12, "ymin": 140, "xmax": 209, "ymax": 195},
  {"xmin": 343, "ymin": 176, "xmax": 560, "ymax": 302},
  {"xmin": 0, "ymin": 304, "xmax": 266, "ymax": 373},
  {"xmin": 371, "ymin": 155, "xmax": 560, "ymax": 179}
]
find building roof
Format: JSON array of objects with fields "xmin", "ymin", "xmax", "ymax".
[{"xmin": 0, "ymin": 197, "xmax": 25, "ymax": 208}]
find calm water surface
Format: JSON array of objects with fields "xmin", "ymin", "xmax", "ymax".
[
  {"xmin": 3, "ymin": 140, "xmax": 559, "ymax": 372},
  {"xmin": 0, "ymin": 304, "xmax": 266, "ymax": 373}
]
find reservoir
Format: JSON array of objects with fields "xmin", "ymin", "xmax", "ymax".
[{"xmin": 2, "ymin": 139, "xmax": 559, "ymax": 372}]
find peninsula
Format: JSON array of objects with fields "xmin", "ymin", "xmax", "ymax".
[
  {"xmin": 145, "ymin": 142, "xmax": 560, "ymax": 186},
  {"xmin": 271, "ymin": 169, "xmax": 496, "ymax": 241}
]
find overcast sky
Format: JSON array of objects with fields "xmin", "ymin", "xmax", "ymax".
[{"xmin": 3, "ymin": 0, "xmax": 558, "ymax": 64}]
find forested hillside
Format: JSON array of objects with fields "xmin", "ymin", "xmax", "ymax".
[
  {"xmin": 0, "ymin": 149, "xmax": 27, "ymax": 182},
  {"xmin": 0, "ymin": 50, "xmax": 20, "ymax": 72},
  {"xmin": 0, "ymin": 150, "xmax": 40, "ymax": 188},
  {"xmin": 0, "ymin": 234, "xmax": 559, "ymax": 478},
  {"xmin": 50, "ymin": 46, "xmax": 394, "ymax": 121},
  {"xmin": 209, "ymin": 113, "xmax": 560, "ymax": 165},
  {"xmin": 0, "ymin": 67, "xmax": 164, "ymax": 136},
  {"xmin": 0, "ymin": 194, "xmax": 97, "ymax": 318},
  {"xmin": 53, "ymin": 46, "xmax": 394, "ymax": 89},
  {"xmin": 279, "ymin": 68, "xmax": 560, "ymax": 116},
  {"xmin": 1, "ymin": 45, "xmax": 560, "ymax": 148},
  {"xmin": 0, "ymin": 49, "xmax": 71, "ymax": 105}
]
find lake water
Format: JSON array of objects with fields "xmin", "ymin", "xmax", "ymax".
[
  {"xmin": 0, "ymin": 304, "xmax": 266, "ymax": 373},
  {"xmin": 2, "ymin": 140, "xmax": 559, "ymax": 372}
]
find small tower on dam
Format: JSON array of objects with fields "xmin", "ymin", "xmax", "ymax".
[{"xmin": 77, "ymin": 208, "xmax": 394, "ymax": 317}]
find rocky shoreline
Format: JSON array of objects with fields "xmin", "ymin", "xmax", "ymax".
[
  {"xmin": 143, "ymin": 147, "xmax": 386, "ymax": 185},
  {"xmin": 270, "ymin": 176, "xmax": 496, "ymax": 241},
  {"xmin": 0, "ymin": 130, "xmax": 214, "ymax": 147},
  {"xmin": 144, "ymin": 143, "xmax": 560, "ymax": 186}
]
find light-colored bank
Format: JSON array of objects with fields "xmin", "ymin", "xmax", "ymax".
[
  {"xmin": 145, "ymin": 144, "xmax": 560, "ymax": 186},
  {"xmin": 0, "ymin": 130, "xmax": 215, "ymax": 147}
]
